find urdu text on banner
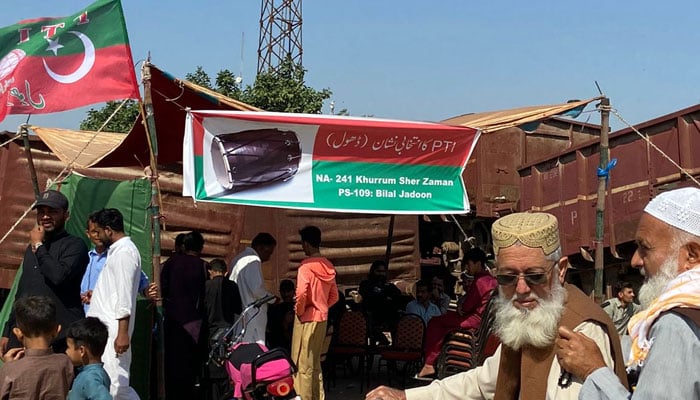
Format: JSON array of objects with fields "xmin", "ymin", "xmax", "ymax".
[{"xmin": 183, "ymin": 110, "xmax": 480, "ymax": 214}]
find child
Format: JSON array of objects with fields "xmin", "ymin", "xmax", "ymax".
[
  {"xmin": 0, "ymin": 295, "xmax": 74, "ymax": 398},
  {"xmin": 65, "ymin": 317, "xmax": 112, "ymax": 400}
]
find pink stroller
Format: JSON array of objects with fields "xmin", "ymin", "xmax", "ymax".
[
  {"xmin": 209, "ymin": 295, "xmax": 299, "ymax": 400},
  {"xmin": 226, "ymin": 343, "xmax": 297, "ymax": 400}
]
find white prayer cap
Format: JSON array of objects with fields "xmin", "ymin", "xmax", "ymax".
[{"xmin": 644, "ymin": 187, "xmax": 700, "ymax": 237}]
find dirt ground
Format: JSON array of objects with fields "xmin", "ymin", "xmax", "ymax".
[{"xmin": 324, "ymin": 356, "xmax": 430, "ymax": 400}]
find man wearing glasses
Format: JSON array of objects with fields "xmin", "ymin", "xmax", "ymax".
[{"xmin": 367, "ymin": 212, "xmax": 627, "ymax": 400}]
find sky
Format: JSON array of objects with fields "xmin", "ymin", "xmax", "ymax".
[{"xmin": 0, "ymin": 0, "xmax": 699, "ymax": 133}]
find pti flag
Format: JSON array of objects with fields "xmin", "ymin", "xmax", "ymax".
[
  {"xmin": 183, "ymin": 110, "xmax": 480, "ymax": 214},
  {"xmin": 0, "ymin": 0, "xmax": 140, "ymax": 122}
]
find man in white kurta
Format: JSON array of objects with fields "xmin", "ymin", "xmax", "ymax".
[
  {"xmin": 87, "ymin": 209, "xmax": 141, "ymax": 400},
  {"xmin": 405, "ymin": 321, "xmax": 614, "ymax": 400},
  {"xmin": 366, "ymin": 212, "xmax": 626, "ymax": 400},
  {"xmin": 229, "ymin": 233, "xmax": 276, "ymax": 344}
]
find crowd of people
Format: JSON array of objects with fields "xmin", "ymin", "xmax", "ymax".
[
  {"xmin": 1, "ymin": 185, "xmax": 699, "ymax": 400},
  {"xmin": 0, "ymin": 189, "xmax": 341, "ymax": 400},
  {"xmin": 350, "ymin": 247, "xmax": 499, "ymax": 383},
  {"xmin": 0, "ymin": 192, "xmax": 147, "ymax": 400}
]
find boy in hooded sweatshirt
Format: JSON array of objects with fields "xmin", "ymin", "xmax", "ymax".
[{"xmin": 291, "ymin": 226, "xmax": 339, "ymax": 400}]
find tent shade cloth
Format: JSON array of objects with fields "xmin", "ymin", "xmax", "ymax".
[
  {"xmin": 441, "ymin": 97, "xmax": 601, "ymax": 133},
  {"xmin": 183, "ymin": 110, "xmax": 480, "ymax": 214},
  {"xmin": 30, "ymin": 126, "xmax": 126, "ymax": 168}
]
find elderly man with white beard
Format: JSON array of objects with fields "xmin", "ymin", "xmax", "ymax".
[
  {"xmin": 557, "ymin": 187, "xmax": 700, "ymax": 399},
  {"xmin": 366, "ymin": 212, "xmax": 627, "ymax": 400}
]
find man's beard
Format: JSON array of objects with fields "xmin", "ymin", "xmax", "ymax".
[
  {"xmin": 638, "ymin": 257, "xmax": 678, "ymax": 309},
  {"xmin": 493, "ymin": 280, "xmax": 567, "ymax": 350}
]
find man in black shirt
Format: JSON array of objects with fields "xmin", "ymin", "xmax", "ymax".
[
  {"xmin": 359, "ymin": 260, "xmax": 403, "ymax": 345},
  {"xmin": 1, "ymin": 190, "xmax": 88, "ymax": 354},
  {"xmin": 267, "ymin": 279, "xmax": 296, "ymax": 351},
  {"xmin": 204, "ymin": 258, "xmax": 242, "ymax": 400}
]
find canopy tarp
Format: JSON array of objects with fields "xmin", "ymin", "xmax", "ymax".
[
  {"xmin": 31, "ymin": 126, "xmax": 126, "ymax": 168},
  {"xmin": 28, "ymin": 63, "xmax": 260, "ymax": 169},
  {"xmin": 441, "ymin": 97, "xmax": 602, "ymax": 133}
]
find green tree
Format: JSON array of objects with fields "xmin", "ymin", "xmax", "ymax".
[
  {"xmin": 185, "ymin": 66, "xmax": 212, "ymax": 89},
  {"xmin": 240, "ymin": 57, "xmax": 331, "ymax": 113},
  {"xmin": 80, "ymin": 100, "xmax": 140, "ymax": 133},
  {"xmin": 80, "ymin": 60, "xmax": 331, "ymax": 130},
  {"xmin": 215, "ymin": 69, "xmax": 243, "ymax": 99}
]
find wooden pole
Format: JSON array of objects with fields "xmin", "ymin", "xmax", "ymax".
[
  {"xmin": 141, "ymin": 60, "xmax": 165, "ymax": 400},
  {"xmin": 594, "ymin": 97, "xmax": 610, "ymax": 303},
  {"xmin": 141, "ymin": 62, "xmax": 162, "ymax": 301},
  {"xmin": 20, "ymin": 126, "xmax": 40, "ymax": 198}
]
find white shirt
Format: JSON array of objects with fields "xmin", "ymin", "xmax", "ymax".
[
  {"xmin": 87, "ymin": 236, "xmax": 141, "ymax": 326},
  {"xmin": 406, "ymin": 321, "xmax": 615, "ymax": 400},
  {"xmin": 86, "ymin": 236, "xmax": 141, "ymax": 400},
  {"xmin": 229, "ymin": 247, "xmax": 272, "ymax": 344}
]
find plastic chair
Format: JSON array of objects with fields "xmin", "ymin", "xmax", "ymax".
[
  {"xmin": 327, "ymin": 311, "xmax": 369, "ymax": 392},
  {"xmin": 320, "ymin": 325, "xmax": 334, "ymax": 390},
  {"xmin": 436, "ymin": 290, "xmax": 499, "ymax": 379},
  {"xmin": 377, "ymin": 313, "xmax": 426, "ymax": 387}
]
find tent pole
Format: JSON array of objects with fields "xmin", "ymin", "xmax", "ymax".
[
  {"xmin": 141, "ymin": 62, "xmax": 162, "ymax": 301},
  {"xmin": 20, "ymin": 125, "xmax": 40, "ymax": 198},
  {"xmin": 594, "ymin": 97, "xmax": 610, "ymax": 303},
  {"xmin": 141, "ymin": 60, "xmax": 165, "ymax": 400}
]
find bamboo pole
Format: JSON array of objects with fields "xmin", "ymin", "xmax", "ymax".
[
  {"xmin": 141, "ymin": 60, "xmax": 165, "ymax": 400},
  {"xmin": 141, "ymin": 63, "xmax": 162, "ymax": 301},
  {"xmin": 20, "ymin": 125, "xmax": 40, "ymax": 198},
  {"xmin": 594, "ymin": 97, "xmax": 610, "ymax": 303}
]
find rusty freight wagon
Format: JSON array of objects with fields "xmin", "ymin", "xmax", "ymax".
[
  {"xmin": 518, "ymin": 104, "xmax": 700, "ymax": 290},
  {"xmin": 428, "ymin": 106, "xmax": 603, "ymax": 263}
]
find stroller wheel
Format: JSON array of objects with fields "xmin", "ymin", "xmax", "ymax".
[{"xmin": 218, "ymin": 389, "xmax": 233, "ymax": 400}]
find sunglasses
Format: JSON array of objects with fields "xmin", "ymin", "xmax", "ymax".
[{"xmin": 495, "ymin": 262, "xmax": 557, "ymax": 286}]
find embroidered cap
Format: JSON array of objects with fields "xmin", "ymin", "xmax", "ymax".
[
  {"xmin": 644, "ymin": 187, "xmax": 700, "ymax": 237},
  {"xmin": 32, "ymin": 190, "xmax": 69, "ymax": 210},
  {"xmin": 491, "ymin": 212, "xmax": 560, "ymax": 256}
]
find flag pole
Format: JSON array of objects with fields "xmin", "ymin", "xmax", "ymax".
[
  {"xmin": 140, "ymin": 59, "xmax": 165, "ymax": 400},
  {"xmin": 20, "ymin": 125, "xmax": 41, "ymax": 198}
]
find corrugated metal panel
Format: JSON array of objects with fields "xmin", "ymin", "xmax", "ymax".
[
  {"xmin": 0, "ymin": 138, "xmax": 38, "ymax": 288},
  {"xmin": 241, "ymin": 206, "xmax": 419, "ymax": 291},
  {"xmin": 519, "ymin": 104, "xmax": 700, "ymax": 258}
]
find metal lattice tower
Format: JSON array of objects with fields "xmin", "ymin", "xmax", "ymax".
[{"xmin": 257, "ymin": 0, "xmax": 303, "ymax": 74}]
